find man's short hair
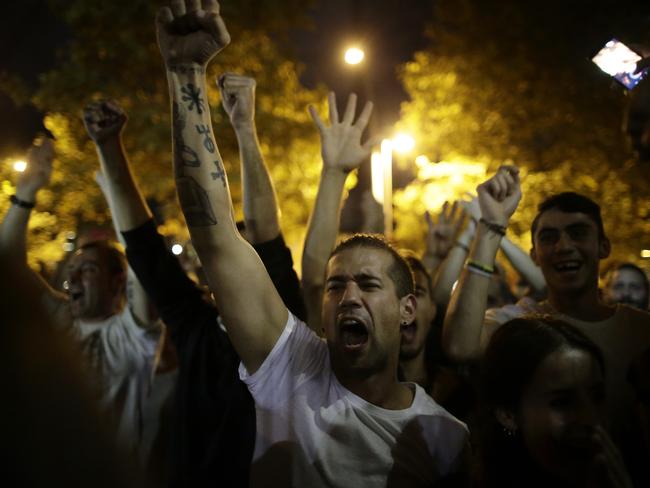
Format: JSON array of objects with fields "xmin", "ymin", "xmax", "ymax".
[
  {"xmin": 78, "ymin": 241, "xmax": 127, "ymax": 277},
  {"xmin": 401, "ymin": 251, "xmax": 433, "ymax": 300},
  {"xmin": 330, "ymin": 234, "xmax": 415, "ymax": 298},
  {"xmin": 531, "ymin": 192, "xmax": 606, "ymax": 243}
]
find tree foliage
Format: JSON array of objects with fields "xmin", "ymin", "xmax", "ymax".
[
  {"xmin": 395, "ymin": 0, "xmax": 650, "ymax": 264},
  {"xmin": 1, "ymin": 0, "xmax": 325, "ymax": 267}
]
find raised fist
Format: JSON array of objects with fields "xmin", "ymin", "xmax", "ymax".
[
  {"xmin": 156, "ymin": 0, "xmax": 230, "ymax": 68},
  {"xmin": 476, "ymin": 165, "xmax": 522, "ymax": 227},
  {"xmin": 218, "ymin": 73, "xmax": 256, "ymax": 129},
  {"xmin": 82, "ymin": 100, "xmax": 127, "ymax": 145}
]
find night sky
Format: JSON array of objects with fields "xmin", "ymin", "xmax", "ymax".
[{"xmin": 0, "ymin": 0, "xmax": 433, "ymax": 155}]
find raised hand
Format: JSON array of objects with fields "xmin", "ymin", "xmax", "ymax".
[
  {"xmin": 424, "ymin": 201, "xmax": 467, "ymax": 259},
  {"xmin": 218, "ymin": 73, "xmax": 256, "ymax": 129},
  {"xmin": 309, "ymin": 92, "xmax": 375, "ymax": 173},
  {"xmin": 82, "ymin": 100, "xmax": 127, "ymax": 145},
  {"xmin": 156, "ymin": 0, "xmax": 230, "ymax": 68},
  {"xmin": 476, "ymin": 165, "xmax": 521, "ymax": 227},
  {"xmin": 16, "ymin": 138, "xmax": 55, "ymax": 199}
]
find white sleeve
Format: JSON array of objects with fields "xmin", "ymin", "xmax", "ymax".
[{"xmin": 239, "ymin": 312, "xmax": 328, "ymax": 408}]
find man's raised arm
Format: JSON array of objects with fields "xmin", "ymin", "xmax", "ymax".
[
  {"xmin": 217, "ymin": 73, "xmax": 279, "ymax": 244},
  {"xmin": 301, "ymin": 92, "xmax": 374, "ymax": 331},
  {"xmin": 442, "ymin": 166, "xmax": 521, "ymax": 362},
  {"xmin": 0, "ymin": 139, "xmax": 70, "ymax": 324},
  {"xmin": 83, "ymin": 100, "xmax": 155, "ymax": 325},
  {"xmin": 156, "ymin": 0, "xmax": 286, "ymax": 373}
]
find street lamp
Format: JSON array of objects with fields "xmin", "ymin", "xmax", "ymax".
[
  {"xmin": 344, "ymin": 47, "xmax": 365, "ymax": 65},
  {"xmin": 13, "ymin": 160, "xmax": 27, "ymax": 172},
  {"xmin": 392, "ymin": 133, "xmax": 415, "ymax": 154}
]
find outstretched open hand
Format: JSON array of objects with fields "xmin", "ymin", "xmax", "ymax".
[
  {"xmin": 309, "ymin": 92, "xmax": 375, "ymax": 173},
  {"xmin": 425, "ymin": 201, "xmax": 467, "ymax": 259},
  {"xmin": 156, "ymin": 0, "xmax": 230, "ymax": 68},
  {"xmin": 82, "ymin": 100, "xmax": 127, "ymax": 145}
]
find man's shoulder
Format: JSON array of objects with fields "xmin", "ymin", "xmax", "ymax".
[{"xmin": 411, "ymin": 385, "xmax": 468, "ymax": 432}]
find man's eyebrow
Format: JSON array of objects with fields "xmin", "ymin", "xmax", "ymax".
[{"xmin": 354, "ymin": 272, "xmax": 381, "ymax": 281}]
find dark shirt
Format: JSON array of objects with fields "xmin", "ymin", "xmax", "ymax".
[{"xmin": 122, "ymin": 219, "xmax": 305, "ymax": 487}]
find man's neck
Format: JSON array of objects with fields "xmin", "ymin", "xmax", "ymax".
[
  {"xmin": 547, "ymin": 286, "xmax": 615, "ymax": 322},
  {"xmin": 399, "ymin": 350, "xmax": 429, "ymax": 390},
  {"xmin": 334, "ymin": 362, "xmax": 414, "ymax": 410}
]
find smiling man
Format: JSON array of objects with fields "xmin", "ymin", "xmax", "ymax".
[
  {"xmin": 442, "ymin": 176, "xmax": 650, "ymax": 477},
  {"xmin": 0, "ymin": 139, "xmax": 160, "ymax": 455}
]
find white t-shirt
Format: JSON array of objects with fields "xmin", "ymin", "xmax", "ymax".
[
  {"xmin": 73, "ymin": 307, "xmax": 160, "ymax": 452},
  {"xmin": 239, "ymin": 313, "xmax": 469, "ymax": 488}
]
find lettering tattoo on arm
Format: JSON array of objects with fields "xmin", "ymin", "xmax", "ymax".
[
  {"xmin": 176, "ymin": 175, "xmax": 218, "ymax": 227},
  {"xmin": 181, "ymin": 84, "xmax": 205, "ymax": 114},
  {"xmin": 196, "ymin": 124, "xmax": 216, "ymax": 153},
  {"xmin": 211, "ymin": 158, "xmax": 226, "ymax": 187}
]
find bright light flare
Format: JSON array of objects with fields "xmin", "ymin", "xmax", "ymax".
[
  {"xmin": 593, "ymin": 39, "xmax": 641, "ymax": 76},
  {"xmin": 392, "ymin": 133, "xmax": 415, "ymax": 154},
  {"xmin": 371, "ymin": 152, "xmax": 384, "ymax": 204},
  {"xmin": 641, "ymin": 249, "xmax": 650, "ymax": 259},
  {"xmin": 13, "ymin": 160, "xmax": 27, "ymax": 172},
  {"xmin": 172, "ymin": 244, "xmax": 183, "ymax": 255},
  {"xmin": 344, "ymin": 47, "xmax": 365, "ymax": 65}
]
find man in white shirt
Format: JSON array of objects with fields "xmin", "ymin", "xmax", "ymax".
[
  {"xmin": 154, "ymin": 1, "xmax": 468, "ymax": 485},
  {"xmin": 0, "ymin": 139, "xmax": 160, "ymax": 453}
]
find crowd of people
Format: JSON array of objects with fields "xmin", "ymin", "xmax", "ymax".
[{"xmin": 2, "ymin": 1, "xmax": 649, "ymax": 486}]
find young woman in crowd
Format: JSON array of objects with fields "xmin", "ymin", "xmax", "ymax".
[{"xmin": 477, "ymin": 316, "xmax": 632, "ymax": 487}]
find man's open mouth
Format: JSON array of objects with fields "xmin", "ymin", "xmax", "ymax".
[
  {"xmin": 70, "ymin": 290, "xmax": 84, "ymax": 302},
  {"xmin": 400, "ymin": 322, "xmax": 417, "ymax": 343},
  {"xmin": 340, "ymin": 318, "xmax": 369, "ymax": 350},
  {"xmin": 553, "ymin": 260, "xmax": 582, "ymax": 274}
]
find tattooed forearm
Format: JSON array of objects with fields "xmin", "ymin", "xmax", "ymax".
[
  {"xmin": 176, "ymin": 175, "xmax": 218, "ymax": 227},
  {"xmin": 175, "ymin": 140, "xmax": 201, "ymax": 168},
  {"xmin": 167, "ymin": 65, "xmax": 206, "ymax": 75},
  {"xmin": 211, "ymin": 158, "xmax": 226, "ymax": 187},
  {"xmin": 173, "ymin": 102, "xmax": 186, "ymax": 133},
  {"xmin": 196, "ymin": 124, "xmax": 216, "ymax": 153},
  {"xmin": 181, "ymin": 84, "xmax": 205, "ymax": 114}
]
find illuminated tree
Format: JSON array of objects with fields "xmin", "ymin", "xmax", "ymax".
[
  {"xmin": 394, "ymin": 0, "xmax": 650, "ymax": 263},
  {"xmin": 1, "ymin": 0, "xmax": 325, "ymax": 267}
]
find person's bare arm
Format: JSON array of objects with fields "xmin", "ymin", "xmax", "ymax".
[
  {"xmin": 157, "ymin": 0, "xmax": 286, "ymax": 373},
  {"xmin": 499, "ymin": 236, "xmax": 546, "ymax": 293},
  {"xmin": 431, "ymin": 219, "xmax": 476, "ymax": 307},
  {"xmin": 83, "ymin": 100, "xmax": 155, "ymax": 325},
  {"xmin": 301, "ymin": 92, "xmax": 374, "ymax": 331},
  {"xmin": 0, "ymin": 139, "xmax": 71, "ymax": 324},
  {"xmin": 217, "ymin": 73, "xmax": 280, "ymax": 244},
  {"xmin": 442, "ymin": 166, "xmax": 522, "ymax": 362}
]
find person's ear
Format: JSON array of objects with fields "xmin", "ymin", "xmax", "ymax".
[
  {"xmin": 495, "ymin": 408, "xmax": 518, "ymax": 433},
  {"xmin": 598, "ymin": 237, "xmax": 611, "ymax": 260},
  {"xmin": 399, "ymin": 294, "xmax": 417, "ymax": 327},
  {"xmin": 530, "ymin": 246, "xmax": 539, "ymax": 266}
]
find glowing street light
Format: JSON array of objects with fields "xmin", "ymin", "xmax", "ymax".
[
  {"xmin": 172, "ymin": 244, "xmax": 183, "ymax": 255},
  {"xmin": 344, "ymin": 47, "xmax": 365, "ymax": 65},
  {"xmin": 392, "ymin": 133, "xmax": 415, "ymax": 154},
  {"xmin": 13, "ymin": 160, "xmax": 27, "ymax": 172}
]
